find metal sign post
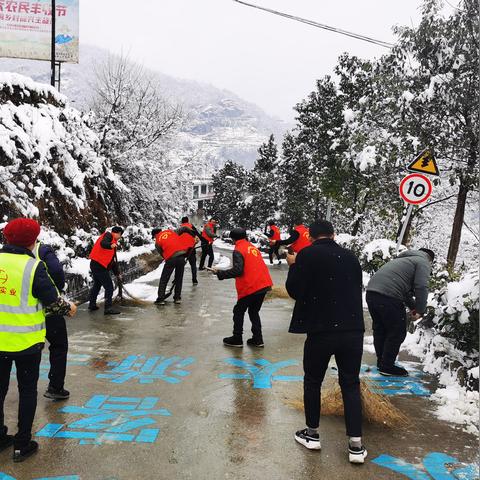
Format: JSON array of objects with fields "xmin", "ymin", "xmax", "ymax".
[{"xmin": 396, "ymin": 204, "xmax": 414, "ymax": 254}]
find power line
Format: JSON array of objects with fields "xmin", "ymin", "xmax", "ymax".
[{"xmin": 232, "ymin": 0, "xmax": 394, "ymax": 49}]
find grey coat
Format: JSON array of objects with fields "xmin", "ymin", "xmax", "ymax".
[{"xmin": 366, "ymin": 250, "xmax": 432, "ymax": 314}]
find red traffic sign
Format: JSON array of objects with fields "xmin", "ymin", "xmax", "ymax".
[{"xmin": 399, "ymin": 173, "xmax": 432, "ymax": 205}]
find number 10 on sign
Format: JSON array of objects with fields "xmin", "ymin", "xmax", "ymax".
[{"xmin": 397, "ymin": 173, "xmax": 433, "ymax": 252}]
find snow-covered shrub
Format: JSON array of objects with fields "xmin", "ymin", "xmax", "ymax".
[
  {"xmin": 430, "ymin": 271, "xmax": 479, "ymax": 358},
  {"xmin": 360, "ymin": 239, "xmax": 406, "ymax": 274}
]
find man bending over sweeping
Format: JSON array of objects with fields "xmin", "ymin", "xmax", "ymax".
[{"xmin": 286, "ymin": 220, "xmax": 366, "ymax": 464}]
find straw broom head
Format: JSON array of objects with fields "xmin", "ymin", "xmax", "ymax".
[{"xmin": 287, "ymin": 378, "xmax": 410, "ymax": 428}]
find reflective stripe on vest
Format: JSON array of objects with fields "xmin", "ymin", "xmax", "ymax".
[{"xmin": 0, "ymin": 253, "xmax": 46, "ymax": 352}]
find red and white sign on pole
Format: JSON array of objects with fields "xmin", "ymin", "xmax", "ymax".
[
  {"xmin": 399, "ymin": 173, "xmax": 433, "ymax": 205},
  {"xmin": 397, "ymin": 171, "xmax": 435, "ymax": 253}
]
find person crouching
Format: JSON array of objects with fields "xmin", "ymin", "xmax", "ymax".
[
  {"xmin": 153, "ymin": 228, "xmax": 189, "ymax": 305},
  {"xmin": 210, "ymin": 228, "xmax": 272, "ymax": 348}
]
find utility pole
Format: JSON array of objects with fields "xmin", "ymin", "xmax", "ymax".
[{"xmin": 50, "ymin": 0, "xmax": 56, "ymax": 87}]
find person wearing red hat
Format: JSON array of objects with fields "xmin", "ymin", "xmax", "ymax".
[{"xmin": 0, "ymin": 218, "xmax": 76, "ymax": 463}]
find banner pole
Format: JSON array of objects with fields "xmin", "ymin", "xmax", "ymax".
[{"xmin": 50, "ymin": 0, "xmax": 56, "ymax": 87}]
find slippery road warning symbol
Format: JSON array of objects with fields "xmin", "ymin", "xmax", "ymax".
[{"xmin": 407, "ymin": 149, "xmax": 439, "ymax": 176}]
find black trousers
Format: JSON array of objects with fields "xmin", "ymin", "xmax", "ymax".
[
  {"xmin": 89, "ymin": 261, "xmax": 114, "ymax": 309},
  {"xmin": 232, "ymin": 292, "xmax": 266, "ymax": 340},
  {"xmin": 199, "ymin": 243, "xmax": 214, "ymax": 269},
  {"xmin": 366, "ymin": 291, "xmax": 407, "ymax": 369},
  {"xmin": 46, "ymin": 315, "xmax": 68, "ymax": 390},
  {"xmin": 303, "ymin": 331, "xmax": 363, "ymax": 437},
  {"xmin": 157, "ymin": 256, "xmax": 186, "ymax": 301},
  {"xmin": 187, "ymin": 250, "xmax": 198, "ymax": 283},
  {"xmin": 0, "ymin": 351, "xmax": 41, "ymax": 448},
  {"xmin": 268, "ymin": 244, "xmax": 280, "ymax": 263}
]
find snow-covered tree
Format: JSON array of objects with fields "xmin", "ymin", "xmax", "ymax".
[{"xmin": 206, "ymin": 160, "xmax": 248, "ymax": 228}]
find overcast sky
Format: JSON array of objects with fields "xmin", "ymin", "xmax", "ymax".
[{"xmin": 80, "ymin": 0, "xmax": 424, "ymax": 121}]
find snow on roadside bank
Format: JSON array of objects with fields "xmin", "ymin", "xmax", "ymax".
[{"xmin": 402, "ymin": 268, "xmax": 479, "ymax": 436}]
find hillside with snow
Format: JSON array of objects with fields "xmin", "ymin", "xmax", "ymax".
[
  {"xmin": 0, "ymin": 45, "xmax": 289, "ymax": 169},
  {"xmin": 0, "ymin": 73, "xmax": 127, "ymax": 233}
]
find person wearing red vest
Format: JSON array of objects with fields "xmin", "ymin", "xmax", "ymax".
[
  {"xmin": 153, "ymin": 228, "xmax": 190, "ymax": 305},
  {"xmin": 274, "ymin": 219, "xmax": 312, "ymax": 254},
  {"xmin": 199, "ymin": 218, "xmax": 217, "ymax": 270},
  {"xmin": 265, "ymin": 220, "xmax": 282, "ymax": 265},
  {"xmin": 211, "ymin": 228, "xmax": 272, "ymax": 348},
  {"xmin": 179, "ymin": 216, "xmax": 202, "ymax": 285},
  {"xmin": 88, "ymin": 226, "xmax": 124, "ymax": 315}
]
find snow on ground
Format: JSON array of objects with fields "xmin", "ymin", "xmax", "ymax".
[{"xmin": 403, "ymin": 330, "xmax": 479, "ymax": 435}]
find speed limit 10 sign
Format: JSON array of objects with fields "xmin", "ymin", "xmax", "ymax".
[{"xmin": 399, "ymin": 173, "xmax": 433, "ymax": 204}]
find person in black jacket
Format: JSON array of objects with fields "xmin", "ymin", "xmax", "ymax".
[
  {"xmin": 286, "ymin": 220, "xmax": 367, "ymax": 465},
  {"xmin": 34, "ymin": 242, "xmax": 70, "ymax": 400},
  {"xmin": 0, "ymin": 218, "xmax": 76, "ymax": 463}
]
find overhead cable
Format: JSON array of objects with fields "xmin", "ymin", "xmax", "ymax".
[{"xmin": 233, "ymin": 0, "xmax": 394, "ymax": 49}]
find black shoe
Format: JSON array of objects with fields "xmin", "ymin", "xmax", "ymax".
[
  {"xmin": 193, "ymin": 280, "xmax": 198, "ymax": 285},
  {"xmin": 379, "ymin": 365, "xmax": 409, "ymax": 377},
  {"xmin": 0, "ymin": 432, "xmax": 14, "ymax": 453},
  {"xmin": 349, "ymin": 444, "xmax": 368, "ymax": 464},
  {"xmin": 104, "ymin": 308, "xmax": 121, "ymax": 315},
  {"xmin": 44, "ymin": 387, "xmax": 70, "ymax": 400},
  {"xmin": 154, "ymin": 298, "xmax": 166, "ymax": 305},
  {"xmin": 294, "ymin": 429, "xmax": 321, "ymax": 450},
  {"xmin": 198, "ymin": 267, "xmax": 206, "ymax": 271},
  {"xmin": 88, "ymin": 305, "xmax": 99, "ymax": 311},
  {"xmin": 174, "ymin": 298, "xmax": 182, "ymax": 305},
  {"xmin": 247, "ymin": 338, "xmax": 264, "ymax": 347},
  {"xmin": 223, "ymin": 336, "xmax": 243, "ymax": 348},
  {"xmin": 13, "ymin": 441, "xmax": 38, "ymax": 463}
]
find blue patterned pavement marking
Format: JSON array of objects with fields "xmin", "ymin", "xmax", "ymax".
[
  {"xmin": 373, "ymin": 452, "xmax": 479, "ymax": 479},
  {"xmin": 11, "ymin": 354, "xmax": 92, "ymax": 380},
  {"xmin": 0, "ymin": 475, "xmax": 79, "ymax": 480},
  {"xmin": 36, "ymin": 395, "xmax": 171, "ymax": 445},
  {"xmin": 361, "ymin": 365, "xmax": 431, "ymax": 397},
  {"xmin": 219, "ymin": 358, "xmax": 302, "ymax": 389},
  {"xmin": 96, "ymin": 355, "xmax": 195, "ymax": 384}
]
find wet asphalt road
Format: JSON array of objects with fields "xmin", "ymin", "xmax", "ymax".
[{"xmin": 0, "ymin": 254, "xmax": 477, "ymax": 480}]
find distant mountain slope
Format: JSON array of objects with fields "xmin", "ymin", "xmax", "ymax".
[{"xmin": 0, "ymin": 45, "xmax": 289, "ymax": 168}]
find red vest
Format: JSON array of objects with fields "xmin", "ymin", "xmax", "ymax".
[
  {"xmin": 179, "ymin": 223, "xmax": 196, "ymax": 250},
  {"xmin": 234, "ymin": 239, "xmax": 273, "ymax": 299},
  {"xmin": 155, "ymin": 230, "xmax": 185, "ymax": 261},
  {"xmin": 89, "ymin": 232, "xmax": 117, "ymax": 268},
  {"xmin": 269, "ymin": 225, "xmax": 281, "ymax": 244},
  {"xmin": 291, "ymin": 225, "xmax": 311, "ymax": 253},
  {"xmin": 202, "ymin": 222, "xmax": 215, "ymax": 244}
]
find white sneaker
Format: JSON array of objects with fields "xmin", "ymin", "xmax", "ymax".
[
  {"xmin": 349, "ymin": 445, "xmax": 368, "ymax": 464},
  {"xmin": 294, "ymin": 429, "xmax": 321, "ymax": 450}
]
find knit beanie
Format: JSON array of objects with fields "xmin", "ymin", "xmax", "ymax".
[{"xmin": 3, "ymin": 218, "xmax": 41, "ymax": 248}]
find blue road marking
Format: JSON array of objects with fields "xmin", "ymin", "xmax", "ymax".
[
  {"xmin": 36, "ymin": 395, "xmax": 170, "ymax": 445},
  {"xmin": 96, "ymin": 355, "xmax": 195, "ymax": 385},
  {"xmin": 219, "ymin": 358, "xmax": 302, "ymax": 389},
  {"xmin": 373, "ymin": 453, "xmax": 479, "ymax": 479}
]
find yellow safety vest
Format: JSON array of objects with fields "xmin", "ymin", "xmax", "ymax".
[{"xmin": 0, "ymin": 253, "xmax": 46, "ymax": 352}]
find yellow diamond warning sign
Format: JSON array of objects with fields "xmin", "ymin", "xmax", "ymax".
[{"xmin": 407, "ymin": 149, "xmax": 440, "ymax": 176}]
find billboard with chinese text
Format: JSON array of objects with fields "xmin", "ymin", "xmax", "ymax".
[{"xmin": 0, "ymin": 0, "xmax": 79, "ymax": 63}]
